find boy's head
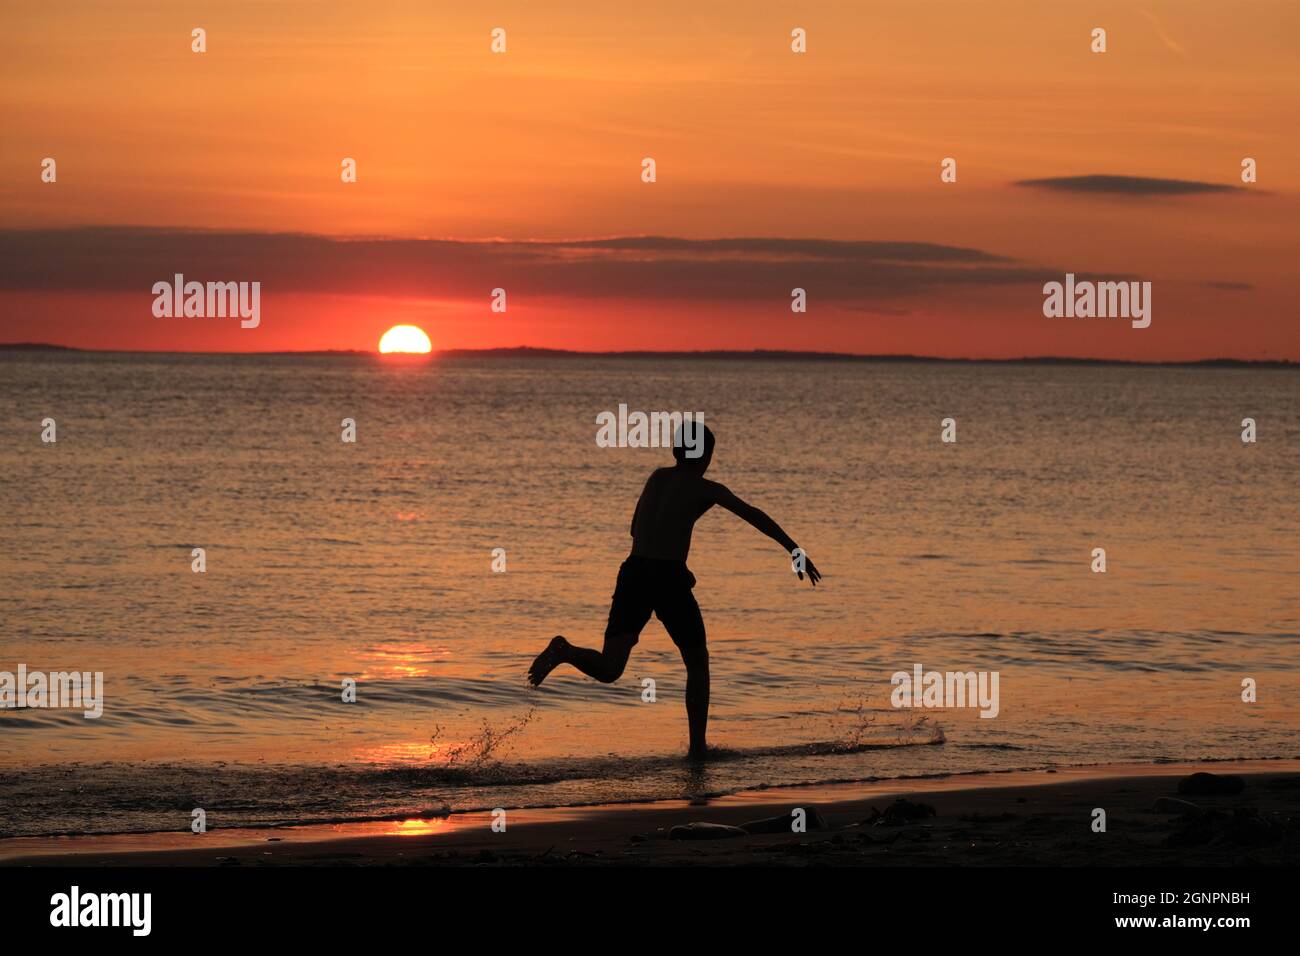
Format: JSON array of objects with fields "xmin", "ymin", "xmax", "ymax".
[{"xmin": 673, "ymin": 421, "xmax": 714, "ymax": 472}]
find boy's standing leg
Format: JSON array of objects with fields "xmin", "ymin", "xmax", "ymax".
[
  {"xmin": 680, "ymin": 644, "xmax": 709, "ymax": 758},
  {"xmin": 657, "ymin": 582, "xmax": 709, "ymax": 757}
]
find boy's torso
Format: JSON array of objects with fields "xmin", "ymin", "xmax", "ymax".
[{"xmin": 629, "ymin": 468, "xmax": 714, "ymax": 562}]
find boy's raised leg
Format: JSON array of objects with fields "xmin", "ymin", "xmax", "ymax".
[
  {"xmin": 528, "ymin": 633, "xmax": 634, "ymax": 686},
  {"xmin": 527, "ymin": 635, "xmax": 570, "ymax": 686}
]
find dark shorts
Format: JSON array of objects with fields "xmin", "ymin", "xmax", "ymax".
[{"xmin": 605, "ymin": 555, "xmax": 706, "ymax": 651}]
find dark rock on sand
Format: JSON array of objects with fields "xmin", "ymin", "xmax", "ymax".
[
  {"xmin": 1224, "ymin": 809, "xmax": 1285, "ymax": 848},
  {"xmin": 1152, "ymin": 796, "xmax": 1204, "ymax": 817},
  {"xmin": 1163, "ymin": 813, "xmax": 1220, "ymax": 849},
  {"xmin": 1164, "ymin": 807, "xmax": 1283, "ymax": 849},
  {"xmin": 866, "ymin": 798, "xmax": 937, "ymax": 827},
  {"xmin": 739, "ymin": 808, "xmax": 828, "ymax": 834},
  {"xmin": 1177, "ymin": 772, "xmax": 1246, "ymax": 796},
  {"xmin": 669, "ymin": 822, "xmax": 748, "ymax": 840}
]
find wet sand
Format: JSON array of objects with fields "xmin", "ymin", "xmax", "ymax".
[{"xmin": 5, "ymin": 761, "xmax": 1298, "ymax": 867}]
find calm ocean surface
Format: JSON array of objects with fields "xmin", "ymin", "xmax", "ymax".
[{"xmin": 1, "ymin": 352, "xmax": 1297, "ymax": 837}]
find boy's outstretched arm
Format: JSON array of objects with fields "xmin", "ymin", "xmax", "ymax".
[{"xmin": 706, "ymin": 482, "xmax": 821, "ymax": 585}]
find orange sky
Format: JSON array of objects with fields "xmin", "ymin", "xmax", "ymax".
[{"xmin": 1, "ymin": 0, "xmax": 1296, "ymax": 358}]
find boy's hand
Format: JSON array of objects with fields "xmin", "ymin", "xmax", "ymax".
[{"xmin": 797, "ymin": 555, "xmax": 821, "ymax": 586}]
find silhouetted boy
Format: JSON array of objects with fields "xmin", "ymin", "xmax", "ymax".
[{"xmin": 528, "ymin": 424, "xmax": 820, "ymax": 758}]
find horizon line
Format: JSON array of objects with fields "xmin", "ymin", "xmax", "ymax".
[{"xmin": 2, "ymin": 343, "xmax": 1295, "ymax": 368}]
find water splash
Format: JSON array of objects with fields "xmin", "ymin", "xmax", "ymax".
[{"xmin": 429, "ymin": 707, "xmax": 539, "ymax": 772}]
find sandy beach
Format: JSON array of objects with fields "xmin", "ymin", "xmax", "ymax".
[{"xmin": 5, "ymin": 761, "xmax": 1297, "ymax": 868}]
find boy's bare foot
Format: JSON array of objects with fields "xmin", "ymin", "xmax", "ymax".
[{"xmin": 527, "ymin": 635, "xmax": 569, "ymax": 687}]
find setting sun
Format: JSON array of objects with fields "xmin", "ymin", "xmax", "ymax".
[{"xmin": 378, "ymin": 325, "xmax": 432, "ymax": 354}]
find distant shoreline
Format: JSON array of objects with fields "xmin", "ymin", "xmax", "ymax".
[{"xmin": 1, "ymin": 343, "xmax": 1295, "ymax": 369}]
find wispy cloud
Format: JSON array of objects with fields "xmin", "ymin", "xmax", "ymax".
[
  {"xmin": 1139, "ymin": 8, "xmax": 1187, "ymax": 57},
  {"xmin": 0, "ymin": 227, "xmax": 1047, "ymax": 303},
  {"xmin": 1015, "ymin": 175, "xmax": 1242, "ymax": 196}
]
